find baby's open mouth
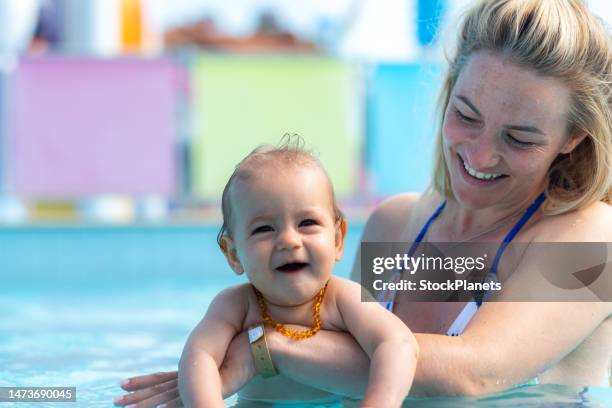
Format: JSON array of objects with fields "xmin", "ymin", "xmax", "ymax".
[{"xmin": 276, "ymin": 262, "xmax": 309, "ymax": 272}]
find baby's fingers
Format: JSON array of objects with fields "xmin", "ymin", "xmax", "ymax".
[
  {"xmin": 114, "ymin": 378, "xmax": 178, "ymax": 407},
  {"xmin": 120, "ymin": 371, "xmax": 178, "ymax": 391}
]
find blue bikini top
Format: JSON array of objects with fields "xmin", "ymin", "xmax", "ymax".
[{"xmin": 407, "ymin": 192, "xmax": 546, "ymax": 304}]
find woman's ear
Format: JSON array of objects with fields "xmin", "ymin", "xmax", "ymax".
[
  {"xmin": 559, "ymin": 130, "xmax": 588, "ymax": 154},
  {"xmin": 219, "ymin": 236, "xmax": 244, "ymax": 275},
  {"xmin": 334, "ymin": 218, "xmax": 348, "ymax": 262}
]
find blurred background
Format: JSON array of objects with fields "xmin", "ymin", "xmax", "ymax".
[
  {"xmin": 0, "ymin": 0, "xmax": 609, "ymax": 224},
  {"xmin": 1, "ymin": 1, "xmax": 611, "ymax": 405},
  {"xmin": 0, "ymin": 0, "xmax": 461, "ymax": 226}
]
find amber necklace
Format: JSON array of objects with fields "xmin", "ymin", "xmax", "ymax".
[{"xmin": 253, "ymin": 282, "xmax": 328, "ymax": 340}]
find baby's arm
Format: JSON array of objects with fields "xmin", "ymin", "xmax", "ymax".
[
  {"xmin": 178, "ymin": 285, "xmax": 247, "ymax": 408},
  {"xmin": 336, "ymin": 278, "xmax": 418, "ymax": 407}
]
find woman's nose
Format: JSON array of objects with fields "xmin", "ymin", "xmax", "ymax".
[
  {"xmin": 465, "ymin": 132, "xmax": 501, "ymax": 169},
  {"xmin": 276, "ymin": 228, "xmax": 301, "ymax": 251}
]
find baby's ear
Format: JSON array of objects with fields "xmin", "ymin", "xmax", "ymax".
[
  {"xmin": 219, "ymin": 236, "xmax": 244, "ymax": 275},
  {"xmin": 334, "ymin": 218, "xmax": 348, "ymax": 262}
]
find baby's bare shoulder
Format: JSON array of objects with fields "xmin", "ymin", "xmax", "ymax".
[
  {"xmin": 208, "ymin": 283, "xmax": 252, "ymax": 316},
  {"xmin": 327, "ymin": 277, "xmax": 408, "ymax": 342},
  {"xmin": 215, "ymin": 282, "xmax": 252, "ymax": 300},
  {"xmin": 327, "ymin": 276, "xmax": 377, "ymax": 307},
  {"xmin": 328, "ymin": 275, "xmax": 361, "ymax": 292}
]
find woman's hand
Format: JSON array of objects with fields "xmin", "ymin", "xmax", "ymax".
[
  {"xmin": 114, "ymin": 331, "xmax": 256, "ymax": 407},
  {"xmin": 114, "ymin": 371, "xmax": 180, "ymax": 408}
]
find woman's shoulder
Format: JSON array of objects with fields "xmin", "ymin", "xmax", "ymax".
[
  {"xmin": 532, "ymin": 200, "xmax": 612, "ymax": 242},
  {"xmin": 362, "ymin": 193, "xmax": 418, "ymax": 242},
  {"xmin": 511, "ymin": 202, "xmax": 612, "ymax": 310},
  {"xmin": 362, "ymin": 190, "xmax": 444, "ymax": 242}
]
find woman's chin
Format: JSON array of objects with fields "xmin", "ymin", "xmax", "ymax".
[{"xmin": 450, "ymin": 183, "xmax": 501, "ymax": 209}]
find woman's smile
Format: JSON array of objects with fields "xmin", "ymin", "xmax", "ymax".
[{"xmin": 455, "ymin": 153, "xmax": 508, "ymax": 187}]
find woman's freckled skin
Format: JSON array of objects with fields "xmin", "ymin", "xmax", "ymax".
[{"xmin": 442, "ymin": 51, "xmax": 574, "ymax": 211}]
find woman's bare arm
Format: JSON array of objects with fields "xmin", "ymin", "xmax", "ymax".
[
  {"xmin": 115, "ymin": 197, "xmax": 612, "ymax": 405},
  {"xmin": 115, "ymin": 299, "xmax": 609, "ymax": 406},
  {"xmin": 115, "ymin": 331, "xmax": 255, "ymax": 408}
]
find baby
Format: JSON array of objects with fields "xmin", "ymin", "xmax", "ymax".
[{"xmin": 178, "ymin": 141, "xmax": 418, "ymax": 407}]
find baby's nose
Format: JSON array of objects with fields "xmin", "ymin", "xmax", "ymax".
[{"xmin": 276, "ymin": 228, "xmax": 302, "ymax": 250}]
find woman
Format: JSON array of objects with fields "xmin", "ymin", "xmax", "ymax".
[{"xmin": 114, "ymin": 0, "xmax": 612, "ymax": 406}]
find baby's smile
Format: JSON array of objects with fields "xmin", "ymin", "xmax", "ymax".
[{"xmin": 275, "ymin": 262, "xmax": 309, "ymax": 273}]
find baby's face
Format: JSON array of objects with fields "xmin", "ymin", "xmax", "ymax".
[{"xmin": 225, "ymin": 165, "xmax": 345, "ymax": 306}]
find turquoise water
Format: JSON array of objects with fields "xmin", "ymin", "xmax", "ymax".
[{"xmin": 0, "ymin": 225, "xmax": 610, "ymax": 407}]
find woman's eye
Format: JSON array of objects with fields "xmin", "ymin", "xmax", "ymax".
[
  {"xmin": 299, "ymin": 219, "xmax": 318, "ymax": 227},
  {"xmin": 456, "ymin": 109, "xmax": 477, "ymax": 124},
  {"xmin": 505, "ymin": 132, "xmax": 535, "ymax": 147},
  {"xmin": 252, "ymin": 225, "xmax": 273, "ymax": 234}
]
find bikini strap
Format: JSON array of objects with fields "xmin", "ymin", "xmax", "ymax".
[
  {"xmin": 379, "ymin": 200, "xmax": 447, "ymax": 310},
  {"xmin": 489, "ymin": 192, "xmax": 546, "ymax": 275},
  {"xmin": 406, "ymin": 200, "xmax": 446, "ymax": 256},
  {"xmin": 473, "ymin": 192, "xmax": 546, "ymax": 305},
  {"xmin": 401, "ymin": 193, "xmax": 545, "ymax": 307}
]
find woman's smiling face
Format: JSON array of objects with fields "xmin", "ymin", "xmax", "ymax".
[{"xmin": 442, "ymin": 51, "xmax": 580, "ymax": 209}]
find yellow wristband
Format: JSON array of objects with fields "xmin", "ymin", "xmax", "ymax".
[{"xmin": 248, "ymin": 324, "xmax": 278, "ymax": 378}]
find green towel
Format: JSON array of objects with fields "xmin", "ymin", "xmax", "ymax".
[{"xmin": 190, "ymin": 54, "xmax": 360, "ymax": 200}]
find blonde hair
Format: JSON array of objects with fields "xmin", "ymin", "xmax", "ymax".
[
  {"xmin": 433, "ymin": 0, "xmax": 612, "ymax": 214},
  {"xmin": 217, "ymin": 135, "xmax": 344, "ymax": 247}
]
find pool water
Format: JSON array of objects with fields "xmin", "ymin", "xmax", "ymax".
[{"xmin": 0, "ymin": 225, "xmax": 610, "ymax": 407}]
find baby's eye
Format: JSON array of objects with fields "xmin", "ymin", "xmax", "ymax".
[
  {"xmin": 252, "ymin": 225, "xmax": 273, "ymax": 235},
  {"xmin": 299, "ymin": 219, "xmax": 318, "ymax": 227}
]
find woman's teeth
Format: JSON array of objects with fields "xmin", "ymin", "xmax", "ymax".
[{"xmin": 462, "ymin": 158, "xmax": 503, "ymax": 180}]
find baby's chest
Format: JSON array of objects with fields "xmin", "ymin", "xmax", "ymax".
[{"xmin": 241, "ymin": 299, "xmax": 346, "ymax": 333}]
